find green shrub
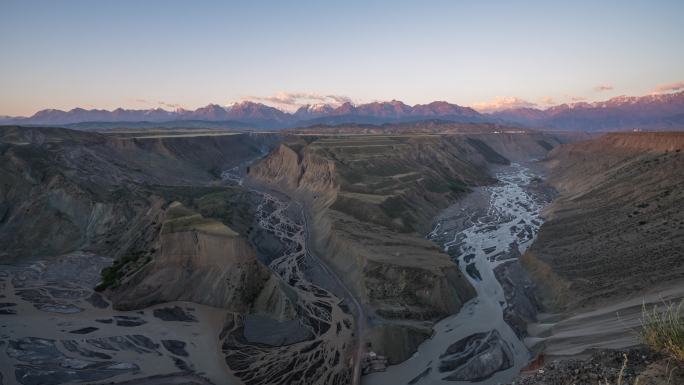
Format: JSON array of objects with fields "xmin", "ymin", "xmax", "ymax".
[{"xmin": 95, "ymin": 251, "xmax": 147, "ymax": 291}]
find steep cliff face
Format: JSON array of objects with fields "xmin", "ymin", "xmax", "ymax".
[
  {"xmin": 523, "ymin": 132, "xmax": 684, "ymax": 311},
  {"xmin": 247, "ymin": 142, "xmax": 340, "ymax": 251},
  {"xmin": 108, "ymin": 203, "xmax": 295, "ymax": 317},
  {"xmin": 248, "ymin": 144, "xmax": 302, "ymax": 189},
  {"xmin": 248, "ymin": 143, "xmax": 338, "ymax": 208}
]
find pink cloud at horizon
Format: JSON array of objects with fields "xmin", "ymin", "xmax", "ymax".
[
  {"xmin": 651, "ymin": 80, "xmax": 684, "ymax": 94},
  {"xmin": 241, "ymin": 92, "xmax": 352, "ymax": 112},
  {"xmin": 539, "ymin": 96, "xmax": 556, "ymax": 105},
  {"xmin": 470, "ymin": 96, "xmax": 538, "ymax": 113}
]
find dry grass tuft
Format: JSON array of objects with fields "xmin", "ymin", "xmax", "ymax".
[{"xmin": 640, "ymin": 299, "xmax": 684, "ymax": 365}]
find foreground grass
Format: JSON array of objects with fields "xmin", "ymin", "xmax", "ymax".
[
  {"xmin": 641, "ymin": 299, "xmax": 684, "ymax": 365},
  {"xmin": 595, "ymin": 300, "xmax": 684, "ymax": 384}
]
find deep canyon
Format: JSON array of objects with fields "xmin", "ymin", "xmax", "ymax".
[{"xmin": 0, "ymin": 125, "xmax": 682, "ymax": 385}]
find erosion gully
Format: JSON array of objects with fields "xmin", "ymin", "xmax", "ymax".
[{"xmin": 365, "ymin": 162, "xmax": 552, "ymax": 385}]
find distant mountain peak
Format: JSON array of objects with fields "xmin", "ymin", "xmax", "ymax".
[
  {"xmin": 491, "ymin": 90, "xmax": 684, "ymax": 131},
  {"xmin": 294, "ymin": 103, "xmax": 334, "ymax": 118},
  {"xmin": 6, "ymin": 91, "xmax": 680, "ymax": 131}
]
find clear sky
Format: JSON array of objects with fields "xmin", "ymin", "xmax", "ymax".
[{"xmin": 1, "ymin": 0, "xmax": 683, "ymax": 116}]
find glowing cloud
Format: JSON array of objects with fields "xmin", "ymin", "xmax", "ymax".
[
  {"xmin": 242, "ymin": 92, "xmax": 352, "ymax": 111},
  {"xmin": 539, "ymin": 96, "xmax": 556, "ymax": 105},
  {"xmin": 652, "ymin": 80, "xmax": 684, "ymax": 94},
  {"xmin": 470, "ymin": 96, "xmax": 537, "ymax": 113}
]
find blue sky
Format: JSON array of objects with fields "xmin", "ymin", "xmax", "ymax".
[{"xmin": 1, "ymin": 0, "xmax": 683, "ymax": 115}]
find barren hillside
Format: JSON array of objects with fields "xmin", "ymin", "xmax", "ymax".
[{"xmin": 523, "ymin": 132, "xmax": 684, "ymax": 311}]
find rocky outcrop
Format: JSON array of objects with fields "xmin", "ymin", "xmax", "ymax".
[
  {"xmin": 248, "ymin": 143, "xmax": 338, "ymax": 209},
  {"xmin": 523, "ymin": 132, "xmax": 684, "ymax": 311},
  {"xmin": 248, "ymin": 144, "xmax": 302, "ymax": 189}
]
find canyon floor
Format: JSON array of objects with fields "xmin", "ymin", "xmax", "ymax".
[{"xmin": 0, "ymin": 252, "xmax": 234, "ymax": 385}]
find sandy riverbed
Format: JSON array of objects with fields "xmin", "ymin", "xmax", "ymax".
[{"xmin": 0, "ymin": 252, "xmax": 239, "ymax": 385}]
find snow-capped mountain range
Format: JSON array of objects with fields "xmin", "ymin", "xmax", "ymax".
[{"xmin": 2, "ymin": 91, "xmax": 683, "ymax": 131}]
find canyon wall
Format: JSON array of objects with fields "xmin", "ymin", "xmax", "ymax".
[{"xmin": 523, "ymin": 132, "xmax": 684, "ymax": 311}]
